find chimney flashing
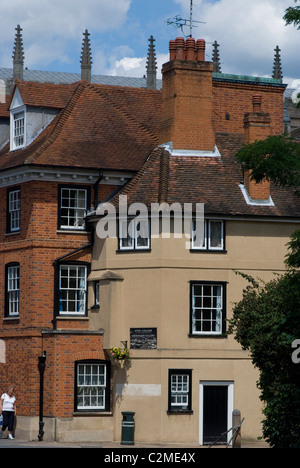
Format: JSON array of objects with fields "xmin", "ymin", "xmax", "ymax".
[
  {"xmin": 239, "ymin": 184, "xmax": 275, "ymax": 206},
  {"xmin": 159, "ymin": 143, "xmax": 221, "ymax": 158}
]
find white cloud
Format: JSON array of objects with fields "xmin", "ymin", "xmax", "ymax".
[
  {"xmin": 173, "ymin": 0, "xmax": 299, "ymax": 83},
  {"xmin": 0, "ymin": 0, "xmax": 298, "ymax": 87},
  {"xmin": 0, "ymin": 0, "xmax": 131, "ymax": 68},
  {"xmin": 104, "ymin": 53, "xmax": 168, "ymax": 78}
]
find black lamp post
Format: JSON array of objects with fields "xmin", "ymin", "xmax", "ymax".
[{"xmin": 38, "ymin": 351, "xmax": 46, "ymax": 441}]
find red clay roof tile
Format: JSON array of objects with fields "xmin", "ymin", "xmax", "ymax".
[{"xmin": 0, "ymin": 81, "xmax": 161, "ymax": 172}]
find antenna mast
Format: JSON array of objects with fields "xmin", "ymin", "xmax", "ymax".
[
  {"xmin": 190, "ymin": 0, "xmax": 193, "ymax": 38},
  {"xmin": 166, "ymin": 0, "xmax": 206, "ymax": 38}
]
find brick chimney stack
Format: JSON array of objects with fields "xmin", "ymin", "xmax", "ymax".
[
  {"xmin": 160, "ymin": 37, "xmax": 215, "ymax": 153},
  {"xmin": 243, "ymin": 95, "xmax": 271, "ymax": 200}
]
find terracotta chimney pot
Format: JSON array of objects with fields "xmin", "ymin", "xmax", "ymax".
[
  {"xmin": 186, "ymin": 37, "xmax": 196, "ymax": 60},
  {"xmin": 175, "ymin": 37, "xmax": 185, "ymax": 60},
  {"xmin": 169, "ymin": 40, "xmax": 176, "ymax": 61},
  {"xmin": 252, "ymin": 94, "xmax": 262, "ymax": 112},
  {"xmin": 196, "ymin": 39, "xmax": 206, "ymax": 61}
]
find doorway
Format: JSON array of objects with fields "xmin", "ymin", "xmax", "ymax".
[{"xmin": 199, "ymin": 381, "xmax": 234, "ymax": 445}]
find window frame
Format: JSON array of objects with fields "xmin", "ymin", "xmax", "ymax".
[
  {"xmin": 74, "ymin": 359, "xmax": 111, "ymax": 412},
  {"xmin": 91, "ymin": 281, "xmax": 100, "ymax": 309},
  {"xmin": 189, "ymin": 281, "xmax": 227, "ymax": 337},
  {"xmin": 191, "ymin": 219, "xmax": 225, "ymax": 251},
  {"xmin": 10, "ymin": 107, "xmax": 26, "ymax": 151},
  {"xmin": 5, "ymin": 262, "xmax": 20, "ymax": 318},
  {"xmin": 56, "ymin": 262, "xmax": 90, "ymax": 317},
  {"xmin": 58, "ymin": 185, "xmax": 91, "ymax": 231},
  {"xmin": 7, "ymin": 186, "xmax": 21, "ymax": 234},
  {"xmin": 118, "ymin": 217, "xmax": 150, "ymax": 251},
  {"xmin": 168, "ymin": 369, "xmax": 192, "ymax": 413}
]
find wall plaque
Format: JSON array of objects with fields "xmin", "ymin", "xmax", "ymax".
[{"xmin": 130, "ymin": 328, "xmax": 157, "ymax": 349}]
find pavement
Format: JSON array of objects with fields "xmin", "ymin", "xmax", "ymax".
[{"xmin": 0, "ymin": 437, "xmax": 269, "ymax": 449}]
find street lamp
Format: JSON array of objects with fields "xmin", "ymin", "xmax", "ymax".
[{"xmin": 38, "ymin": 351, "xmax": 46, "ymax": 441}]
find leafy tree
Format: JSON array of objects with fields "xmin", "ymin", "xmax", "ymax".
[
  {"xmin": 284, "ymin": 0, "xmax": 300, "ymax": 30},
  {"xmin": 232, "ymin": 128, "xmax": 300, "ymax": 447},
  {"xmin": 235, "ymin": 135, "xmax": 300, "ymax": 197},
  {"xmin": 284, "ymin": 1, "xmax": 300, "ymax": 108},
  {"xmin": 228, "ymin": 266, "xmax": 300, "ymax": 447}
]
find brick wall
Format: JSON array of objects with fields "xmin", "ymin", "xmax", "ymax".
[
  {"xmin": 0, "ymin": 178, "xmax": 117, "ymax": 419},
  {"xmin": 160, "ymin": 37, "xmax": 285, "ymax": 152},
  {"xmin": 213, "ymin": 80, "xmax": 285, "ymax": 135}
]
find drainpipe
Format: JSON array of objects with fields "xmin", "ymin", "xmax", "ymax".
[
  {"xmin": 38, "ymin": 351, "xmax": 47, "ymax": 441},
  {"xmin": 94, "ymin": 170, "xmax": 103, "ymax": 210}
]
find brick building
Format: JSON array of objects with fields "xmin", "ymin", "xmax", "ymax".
[
  {"xmin": 87, "ymin": 38, "xmax": 299, "ymax": 445},
  {"xmin": 0, "ymin": 29, "xmax": 298, "ymax": 443}
]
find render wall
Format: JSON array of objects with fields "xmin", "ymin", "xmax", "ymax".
[{"xmin": 90, "ymin": 219, "xmax": 299, "ymax": 444}]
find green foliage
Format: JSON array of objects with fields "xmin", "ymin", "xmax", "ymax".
[
  {"xmin": 286, "ymin": 230, "xmax": 300, "ymax": 268},
  {"xmin": 284, "ymin": 1, "xmax": 300, "ymax": 29},
  {"xmin": 233, "ymin": 10, "xmax": 300, "ymax": 444},
  {"xmin": 235, "ymin": 135, "xmax": 300, "ymax": 196},
  {"xmin": 229, "ymin": 269, "xmax": 300, "ymax": 447}
]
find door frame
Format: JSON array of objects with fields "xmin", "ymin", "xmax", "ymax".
[{"xmin": 199, "ymin": 381, "xmax": 234, "ymax": 446}]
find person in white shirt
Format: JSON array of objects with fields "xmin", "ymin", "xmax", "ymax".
[{"xmin": 0, "ymin": 386, "xmax": 16, "ymax": 440}]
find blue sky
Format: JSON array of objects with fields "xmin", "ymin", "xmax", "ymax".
[{"xmin": 0, "ymin": 0, "xmax": 299, "ymax": 87}]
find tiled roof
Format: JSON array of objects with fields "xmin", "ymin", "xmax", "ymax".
[
  {"xmin": 15, "ymin": 80, "xmax": 78, "ymax": 108},
  {"xmin": 0, "ymin": 80, "xmax": 161, "ymax": 172},
  {"xmin": 0, "ymin": 97, "xmax": 10, "ymax": 118},
  {"xmin": 108, "ymin": 132, "xmax": 300, "ymax": 219}
]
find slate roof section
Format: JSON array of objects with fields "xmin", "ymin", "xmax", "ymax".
[
  {"xmin": 0, "ymin": 67, "xmax": 163, "ymax": 89},
  {"xmin": 107, "ymin": 132, "xmax": 300, "ymax": 219},
  {"xmin": 0, "ymin": 80, "xmax": 161, "ymax": 172}
]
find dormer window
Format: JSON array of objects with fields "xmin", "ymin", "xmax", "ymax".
[
  {"xmin": 13, "ymin": 111, "xmax": 25, "ymax": 148},
  {"xmin": 10, "ymin": 106, "xmax": 26, "ymax": 151}
]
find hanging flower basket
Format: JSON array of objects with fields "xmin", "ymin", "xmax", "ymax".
[{"xmin": 109, "ymin": 347, "xmax": 131, "ymax": 361}]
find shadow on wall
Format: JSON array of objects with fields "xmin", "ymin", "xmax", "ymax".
[{"xmin": 111, "ymin": 359, "xmax": 132, "ymax": 406}]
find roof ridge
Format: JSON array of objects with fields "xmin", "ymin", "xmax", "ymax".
[{"xmin": 24, "ymin": 81, "xmax": 87, "ymax": 164}]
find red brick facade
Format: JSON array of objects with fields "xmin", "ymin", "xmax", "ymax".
[{"xmin": 0, "ymin": 180, "xmax": 114, "ymax": 420}]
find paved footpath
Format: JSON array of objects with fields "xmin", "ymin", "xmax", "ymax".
[{"xmin": 0, "ymin": 438, "xmax": 269, "ymax": 449}]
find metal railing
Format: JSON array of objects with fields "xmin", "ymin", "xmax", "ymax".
[{"xmin": 209, "ymin": 417, "xmax": 245, "ymax": 448}]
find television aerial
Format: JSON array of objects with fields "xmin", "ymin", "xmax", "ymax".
[{"xmin": 166, "ymin": 0, "xmax": 206, "ymax": 38}]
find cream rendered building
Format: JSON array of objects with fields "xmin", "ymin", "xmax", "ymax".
[
  {"xmin": 88, "ymin": 217, "xmax": 299, "ymax": 445},
  {"xmin": 87, "ymin": 38, "xmax": 300, "ymax": 445}
]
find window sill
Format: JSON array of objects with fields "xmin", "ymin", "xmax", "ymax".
[
  {"xmin": 3, "ymin": 316, "xmax": 20, "ymax": 321},
  {"xmin": 189, "ymin": 249, "xmax": 227, "ymax": 254},
  {"xmin": 73, "ymin": 411, "xmax": 112, "ymax": 417},
  {"xmin": 116, "ymin": 249, "xmax": 151, "ymax": 254},
  {"xmin": 188, "ymin": 333, "xmax": 227, "ymax": 339},
  {"xmin": 5, "ymin": 231, "xmax": 21, "ymax": 237},
  {"xmin": 167, "ymin": 410, "xmax": 193, "ymax": 415},
  {"xmin": 56, "ymin": 315, "xmax": 89, "ymax": 320},
  {"xmin": 57, "ymin": 229, "xmax": 89, "ymax": 235}
]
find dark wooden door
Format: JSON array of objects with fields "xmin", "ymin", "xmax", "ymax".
[{"xmin": 203, "ymin": 385, "xmax": 228, "ymax": 445}]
